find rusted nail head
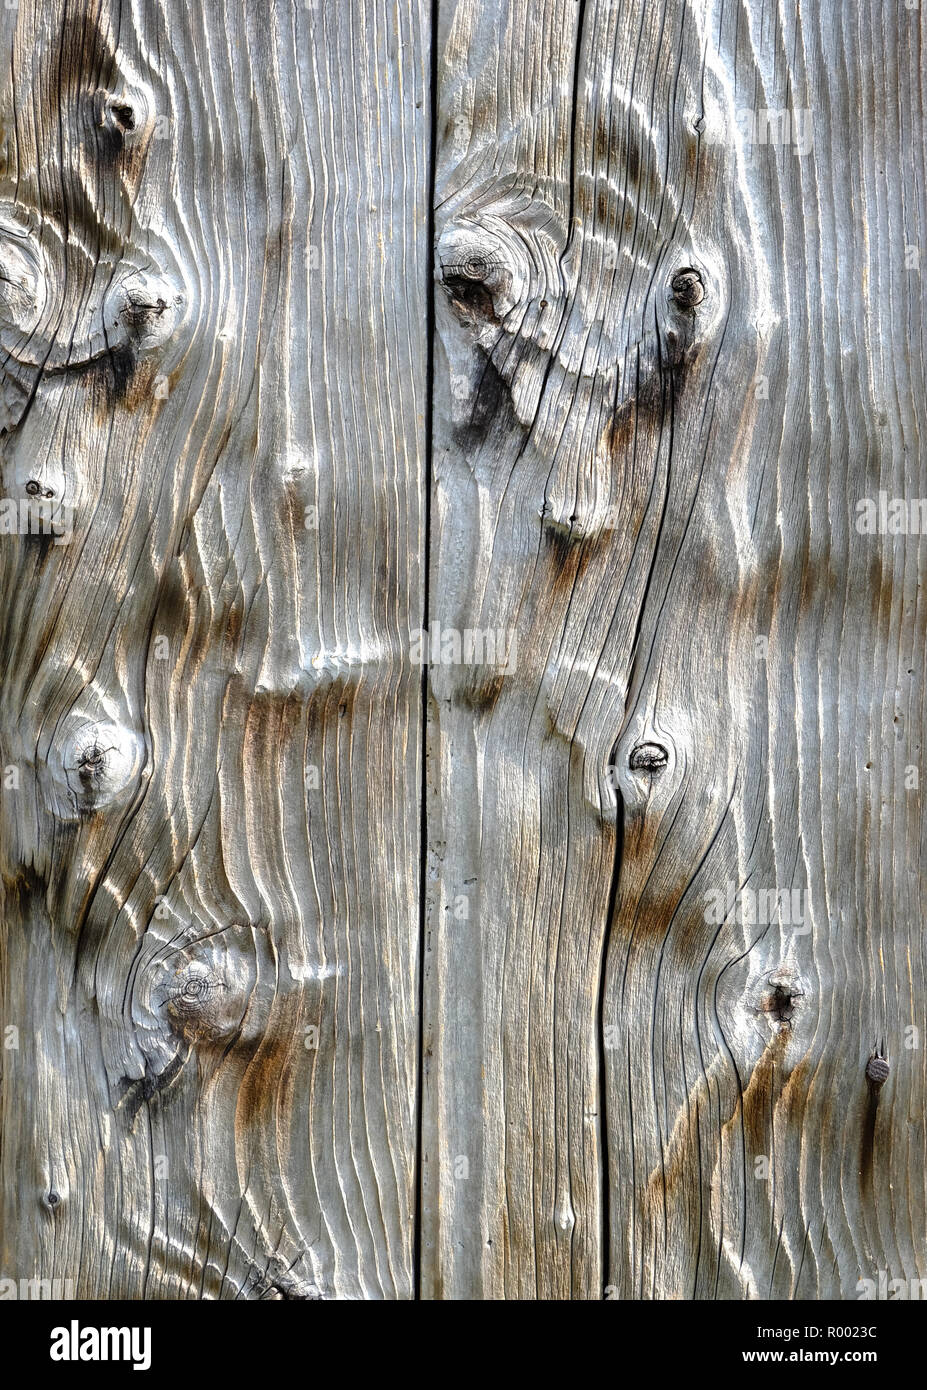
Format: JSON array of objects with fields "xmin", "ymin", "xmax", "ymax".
[{"xmin": 866, "ymin": 1056, "xmax": 890, "ymax": 1085}]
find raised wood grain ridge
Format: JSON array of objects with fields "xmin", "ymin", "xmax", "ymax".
[{"xmin": 0, "ymin": 0, "xmax": 925, "ymax": 1302}]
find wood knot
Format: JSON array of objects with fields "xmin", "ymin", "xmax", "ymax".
[
  {"xmin": 0, "ymin": 205, "xmax": 187, "ymax": 384},
  {"xmin": 117, "ymin": 921, "xmax": 265, "ymax": 1122},
  {"xmin": 670, "ymin": 267, "xmax": 704, "ymax": 310},
  {"xmin": 107, "ymin": 270, "xmax": 184, "ymax": 353},
  {"xmin": 437, "ymin": 221, "xmax": 525, "ymax": 329},
  {"xmin": 76, "ymin": 741, "xmax": 108, "ymax": 783},
  {"xmin": 25, "ymin": 479, "xmax": 54, "ymax": 499},
  {"xmin": 0, "ymin": 212, "xmax": 46, "ymax": 342},
  {"xmin": 47, "ymin": 711, "xmax": 145, "ymax": 819},
  {"xmin": 766, "ymin": 977, "xmax": 804, "ymax": 1026},
  {"xmin": 179, "ymin": 973, "xmax": 213, "ymax": 1002},
  {"xmin": 441, "ymin": 258, "xmax": 500, "ymax": 324},
  {"xmin": 458, "ymin": 254, "xmax": 492, "ymax": 280},
  {"xmin": 90, "ymin": 85, "xmax": 155, "ymax": 155},
  {"xmin": 135, "ymin": 923, "xmax": 261, "ymax": 1060},
  {"xmin": 866, "ymin": 1055, "xmax": 890, "ymax": 1086},
  {"xmin": 629, "ymin": 741, "xmax": 669, "ymax": 772},
  {"xmin": 166, "ymin": 966, "xmax": 231, "ymax": 1039},
  {"xmin": 105, "ymin": 97, "xmax": 136, "ymax": 133}
]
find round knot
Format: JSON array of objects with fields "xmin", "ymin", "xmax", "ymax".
[
  {"xmin": 460, "ymin": 254, "xmax": 491, "ymax": 280},
  {"xmin": 161, "ymin": 961, "xmax": 241, "ymax": 1046},
  {"xmin": 107, "ymin": 269, "xmax": 184, "ymax": 353},
  {"xmin": 76, "ymin": 741, "xmax": 108, "ymax": 783},
  {"xmin": 46, "ymin": 711, "xmax": 145, "ymax": 819},
  {"xmin": 670, "ymin": 267, "xmax": 704, "ymax": 310},
  {"xmin": 629, "ymin": 741, "xmax": 669, "ymax": 772},
  {"xmin": 180, "ymin": 973, "xmax": 212, "ymax": 1003},
  {"xmin": 437, "ymin": 220, "xmax": 527, "ymax": 328}
]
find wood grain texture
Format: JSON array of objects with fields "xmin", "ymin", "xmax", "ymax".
[
  {"xmin": 0, "ymin": 0, "xmax": 427, "ymax": 1299},
  {"xmin": 423, "ymin": 0, "xmax": 927, "ymax": 1299},
  {"xmin": 0, "ymin": 0, "xmax": 924, "ymax": 1304}
]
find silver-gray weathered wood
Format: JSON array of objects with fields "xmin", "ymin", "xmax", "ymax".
[
  {"xmin": 1, "ymin": 0, "xmax": 925, "ymax": 1302},
  {"xmin": 423, "ymin": 0, "xmax": 927, "ymax": 1299},
  {"xmin": 0, "ymin": 0, "xmax": 427, "ymax": 1300}
]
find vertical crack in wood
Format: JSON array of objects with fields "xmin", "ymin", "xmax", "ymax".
[
  {"xmin": 415, "ymin": 0, "xmax": 440, "ymax": 1303},
  {"xmin": 566, "ymin": 0, "xmax": 588, "ymax": 239},
  {"xmin": 599, "ymin": 782, "xmax": 624, "ymax": 1295}
]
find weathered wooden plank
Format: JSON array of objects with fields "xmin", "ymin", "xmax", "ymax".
[
  {"xmin": 602, "ymin": 0, "xmax": 927, "ymax": 1301},
  {"xmin": 1, "ymin": 0, "xmax": 923, "ymax": 1306},
  {"xmin": 425, "ymin": 0, "xmax": 927, "ymax": 1300},
  {"xmin": 0, "ymin": 0, "xmax": 427, "ymax": 1299},
  {"xmin": 424, "ymin": 0, "xmax": 635, "ymax": 1298}
]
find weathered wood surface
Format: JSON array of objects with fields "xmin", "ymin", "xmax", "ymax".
[
  {"xmin": 424, "ymin": 0, "xmax": 927, "ymax": 1299},
  {"xmin": 0, "ymin": 0, "xmax": 925, "ymax": 1302},
  {"xmin": 0, "ymin": 0, "xmax": 427, "ymax": 1299}
]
